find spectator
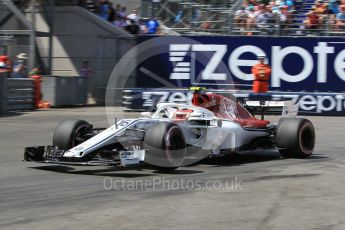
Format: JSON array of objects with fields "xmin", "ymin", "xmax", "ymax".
[
  {"xmin": 304, "ymin": 9, "xmax": 320, "ymax": 30},
  {"xmin": 125, "ymin": 19, "xmax": 141, "ymax": 34},
  {"xmin": 286, "ymin": 0, "xmax": 296, "ymax": 20},
  {"xmin": 329, "ymin": 0, "xmax": 339, "ymax": 14},
  {"xmin": 107, "ymin": 2, "xmax": 115, "ymax": 23},
  {"xmin": 246, "ymin": 5, "xmax": 256, "ymax": 35},
  {"xmin": 242, "ymin": 0, "xmax": 250, "ymax": 9},
  {"xmin": 326, "ymin": 5, "xmax": 337, "ymax": 30},
  {"xmin": 146, "ymin": 18, "xmax": 160, "ymax": 34},
  {"xmin": 256, "ymin": 5, "xmax": 270, "ymax": 31},
  {"xmin": 271, "ymin": 1, "xmax": 280, "ymax": 14},
  {"xmin": 274, "ymin": 0, "xmax": 283, "ymax": 8},
  {"xmin": 285, "ymin": 0, "xmax": 295, "ymax": 11},
  {"xmin": 321, "ymin": 3, "xmax": 332, "ymax": 14},
  {"xmin": 335, "ymin": 5, "xmax": 345, "ymax": 30},
  {"xmin": 127, "ymin": 9, "xmax": 140, "ymax": 23},
  {"xmin": 139, "ymin": 18, "xmax": 148, "ymax": 34},
  {"xmin": 13, "ymin": 53, "xmax": 28, "ymax": 78},
  {"xmin": 118, "ymin": 6, "xmax": 127, "ymax": 19},
  {"xmin": 314, "ymin": 0, "xmax": 327, "ymax": 29},
  {"xmin": 0, "ymin": 56, "xmax": 7, "ymax": 69},
  {"xmin": 279, "ymin": 5, "xmax": 291, "ymax": 31},
  {"xmin": 0, "ymin": 55, "xmax": 12, "ymax": 77},
  {"xmin": 234, "ymin": 6, "xmax": 248, "ymax": 29},
  {"xmin": 0, "ymin": 55, "xmax": 12, "ymax": 72},
  {"xmin": 262, "ymin": 5, "xmax": 276, "ymax": 34},
  {"xmin": 80, "ymin": 61, "xmax": 93, "ymax": 77},
  {"xmin": 315, "ymin": 0, "xmax": 326, "ymax": 14},
  {"xmin": 112, "ymin": 5, "xmax": 127, "ymax": 28},
  {"xmin": 98, "ymin": 0, "xmax": 110, "ymax": 20},
  {"xmin": 113, "ymin": 15, "xmax": 126, "ymax": 27}
]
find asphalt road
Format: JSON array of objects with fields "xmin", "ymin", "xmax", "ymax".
[{"xmin": 1, "ymin": 107, "xmax": 345, "ymax": 230}]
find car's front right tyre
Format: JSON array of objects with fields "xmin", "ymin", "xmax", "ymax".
[
  {"xmin": 52, "ymin": 119, "xmax": 91, "ymax": 150},
  {"xmin": 144, "ymin": 122, "xmax": 186, "ymax": 171}
]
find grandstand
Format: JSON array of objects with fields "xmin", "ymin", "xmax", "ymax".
[
  {"xmin": 1, "ymin": 0, "xmax": 343, "ymax": 45},
  {"xmin": 5, "ymin": 0, "xmax": 336, "ymax": 37},
  {"xmin": 143, "ymin": 0, "xmax": 239, "ymax": 35},
  {"xmin": 140, "ymin": 0, "xmax": 345, "ymax": 37}
]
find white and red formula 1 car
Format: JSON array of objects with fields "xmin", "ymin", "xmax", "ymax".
[{"xmin": 24, "ymin": 88, "xmax": 315, "ymax": 171}]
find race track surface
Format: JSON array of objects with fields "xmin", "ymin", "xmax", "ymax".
[{"xmin": 1, "ymin": 107, "xmax": 345, "ymax": 230}]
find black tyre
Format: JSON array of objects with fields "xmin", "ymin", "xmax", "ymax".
[
  {"xmin": 53, "ymin": 119, "xmax": 91, "ymax": 150},
  {"xmin": 144, "ymin": 122, "xmax": 186, "ymax": 170},
  {"xmin": 276, "ymin": 118, "xmax": 315, "ymax": 158}
]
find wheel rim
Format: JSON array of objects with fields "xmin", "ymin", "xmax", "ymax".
[
  {"xmin": 71, "ymin": 124, "xmax": 89, "ymax": 147},
  {"xmin": 165, "ymin": 126, "xmax": 185, "ymax": 167},
  {"xmin": 299, "ymin": 123, "xmax": 314, "ymax": 155}
]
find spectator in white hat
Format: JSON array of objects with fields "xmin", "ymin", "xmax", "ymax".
[
  {"xmin": 13, "ymin": 53, "xmax": 28, "ymax": 78},
  {"xmin": 127, "ymin": 9, "xmax": 140, "ymax": 23}
]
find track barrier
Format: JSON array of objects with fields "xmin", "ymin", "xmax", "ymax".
[{"xmin": 7, "ymin": 78, "xmax": 35, "ymax": 111}]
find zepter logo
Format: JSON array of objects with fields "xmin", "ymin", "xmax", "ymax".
[{"xmin": 105, "ymin": 36, "xmax": 235, "ymax": 168}]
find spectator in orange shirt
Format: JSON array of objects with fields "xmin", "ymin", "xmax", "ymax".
[
  {"xmin": 304, "ymin": 9, "xmax": 322, "ymax": 30},
  {"xmin": 252, "ymin": 53, "xmax": 271, "ymax": 93}
]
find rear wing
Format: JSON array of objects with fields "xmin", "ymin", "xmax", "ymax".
[{"xmin": 238, "ymin": 96, "xmax": 299, "ymax": 118}]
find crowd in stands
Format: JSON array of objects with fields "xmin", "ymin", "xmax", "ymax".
[
  {"xmin": 234, "ymin": 0, "xmax": 299, "ymax": 35},
  {"xmin": 304, "ymin": 0, "xmax": 345, "ymax": 33},
  {"xmin": 232, "ymin": 0, "xmax": 345, "ymax": 36},
  {"xmin": 87, "ymin": 0, "xmax": 345, "ymax": 36},
  {"xmin": 95, "ymin": 0, "xmax": 160, "ymax": 35}
]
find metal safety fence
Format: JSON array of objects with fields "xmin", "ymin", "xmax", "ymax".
[
  {"xmin": 228, "ymin": 12, "xmax": 345, "ymax": 37},
  {"xmin": 139, "ymin": 0, "xmax": 345, "ymax": 37},
  {"xmin": 41, "ymin": 76, "xmax": 88, "ymax": 107},
  {"xmin": 142, "ymin": 0, "xmax": 239, "ymax": 35},
  {"xmin": 155, "ymin": 11, "xmax": 345, "ymax": 37}
]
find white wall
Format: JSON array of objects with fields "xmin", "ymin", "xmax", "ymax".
[{"xmin": 36, "ymin": 6, "xmax": 136, "ymax": 103}]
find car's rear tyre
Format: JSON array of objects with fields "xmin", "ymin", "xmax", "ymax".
[
  {"xmin": 276, "ymin": 118, "xmax": 315, "ymax": 158},
  {"xmin": 53, "ymin": 119, "xmax": 91, "ymax": 150},
  {"xmin": 144, "ymin": 122, "xmax": 186, "ymax": 170}
]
